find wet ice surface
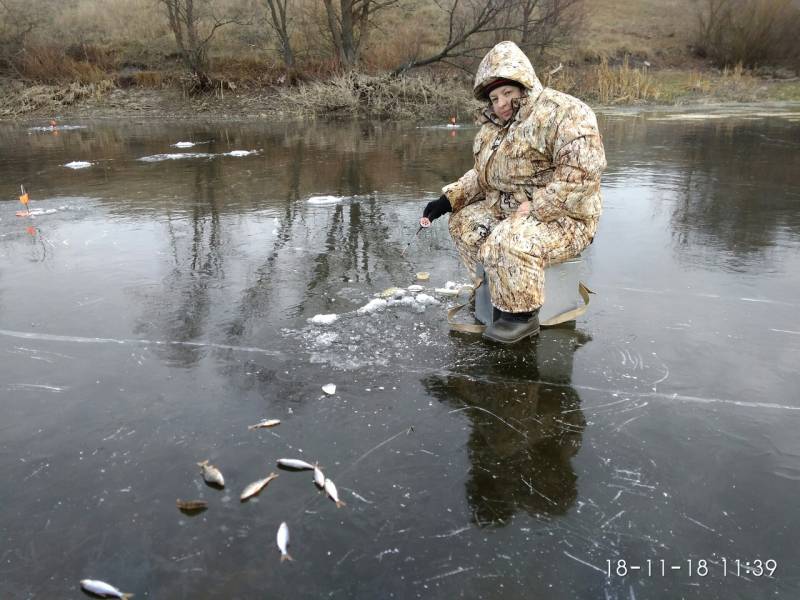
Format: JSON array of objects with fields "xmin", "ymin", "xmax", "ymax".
[{"xmin": 1, "ymin": 110, "xmax": 799, "ymax": 599}]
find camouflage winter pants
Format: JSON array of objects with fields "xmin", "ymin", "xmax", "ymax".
[{"xmin": 448, "ymin": 200, "xmax": 597, "ymax": 313}]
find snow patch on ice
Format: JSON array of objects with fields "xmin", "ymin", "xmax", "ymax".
[
  {"xmin": 224, "ymin": 150, "xmax": 258, "ymax": 157},
  {"xmin": 309, "ymin": 313, "xmax": 339, "ymax": 325},
  {"xmin": 172, "ymin": 141, "xmax": 210, "ymax": 148},
  {"xmin": 315, "ymin": 332, "xmax": 339, "ymax": 346},
  {"xmin": 28, "ymin": 125, "xmax": 87, "ymax": 132},
  {"xmin": 138, "ymin": 152, "xmax": 214, "ymax": 162},
  {"xmin": 64, "ymin": 161, "xmax": 93, "ymax": 169},
  {"xmin": 307, "ymin": 195, "xmax": 346, "ymax": 205},
  {"xmin": 414, "ymin": 293, "xmax": 439, "ymax": 305},
  {"xmin": 357, "ymin": 298, "xmax": 388, "ymax": 314}
]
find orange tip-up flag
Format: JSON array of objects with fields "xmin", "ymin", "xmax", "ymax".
[{"xmin": 16, "ymin": 185, "xmax": 30, "ymax": 216}]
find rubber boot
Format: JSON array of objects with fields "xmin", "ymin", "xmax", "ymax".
[{"xmin": 483, "ymin": 309, "xmax": 540, "ymax": 344}]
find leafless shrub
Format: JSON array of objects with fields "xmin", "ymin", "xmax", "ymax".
[
  {"xmin": 693, "ymin": 0, "xmax": 800, "ymax": 68},
  {"xmin": 275, "ymin": 70, "xmax": 477, "ymax": 119}
]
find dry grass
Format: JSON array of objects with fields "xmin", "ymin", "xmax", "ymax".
[
  {"xmin": 592, "ymin": 57, "xmax": 659, "ymax": 103},
  {"xmin": 545, "ymin": 58, "xmax": 660, "ymax": 104},
  {"xmin": 13, "ymin": 45, "xmax": 109, "ymax": 84},
  {"xmin": 0, "ymin": 79, "xmax": 115, "ymax": 116},
  {"xmin": 686, "ymin": 63, "xmax": 764, "ymax": 99}
]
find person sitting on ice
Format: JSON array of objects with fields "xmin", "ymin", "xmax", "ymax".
[{"xmin": 419, "ymin": 41, "xmax": 606, "ymax": 344}]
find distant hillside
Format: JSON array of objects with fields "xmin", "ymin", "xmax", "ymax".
[{"xmin": 579, "ymin": 0, "xmax": 697, "ymax": 67}]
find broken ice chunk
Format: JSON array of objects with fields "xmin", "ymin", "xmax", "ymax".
[
  {"xmin": 357, "ymin": 298, "xmax": 388, "ymax": 314},
  {"xmin": 309, "ymin": 314, "xmax": 339, "ymax": 325}
]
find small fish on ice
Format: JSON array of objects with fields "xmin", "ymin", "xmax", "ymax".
[
  {"xmin": 313, "ymin": 464, "xmax": 325, "ymax": 489},
  {"xmin": 240, "ymin": 472, "xmax": 279, "ymax": 501},
  {"xmin": 80, "ymin": 579, "xmax": 132, "ymax": 599},
  {"xmin": 277, "ymin": 521, "xmax": 293, "ymax": 562},
  {"xmin": 64, "ymin": 161, "xmax": 92, "ymax": 169},
  {"xmin": 248, "ymin": 419, "xmax": 281, "ymax": 429},
  {"xmin": 176, "ymin": 499, "xmax": 208, "ymax": 513},
  {"xmin": 277, "ymin": 458, "xmax": 316, "ymax": 470},
  {"xmin": 324, "ymin": 478, "xmax": 346, "ymax": 508},
  {"xmin": 198, "ymin": 460, "xmax": 225, "ymax": 487}
]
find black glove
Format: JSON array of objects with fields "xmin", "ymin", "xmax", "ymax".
[{"xmin": 422, "ymin": 194, "xmax": 452, "ymax": 222}]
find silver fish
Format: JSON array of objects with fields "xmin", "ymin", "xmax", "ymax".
[
  {"xmin": 240, "ymin": 472, "xmax": 279, "ymax": 501},
  {"xmin": 323, "ymin": 478, "xmax": 345, "ymax": 508},
  {"xmin": 197, "ymin": 460, "xmax": 225, "ymax": 487},
  {"xmin": 248, "ymin": 419, "xmax": 281, "ymax": 430},
  {"xmin": 313, "ymin": 464, "xmax": 325, "ymax": 489},
  {"xmin": 80, "ymin": 579, "xmax": 132, "ymax": 599},
  {"xmin": 277, "ymin": 521, "xmax": 292, "ymax": 562},
  {"xmin": 277, "ymin": 458, "xmax": 315, "ymax": 470}
]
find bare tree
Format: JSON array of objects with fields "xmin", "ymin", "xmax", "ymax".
[
  {"xmin": 390, "ymin": 0, "xmax": 518, "ymax": 75},
  {"xmin": 322, "ymin": 0, "xmax": 399, "ymax": 68},
  {"xmin": 693, "ymin": 0, "xmax": 800, "ymax": 68},
  {"xmin": 0, "ymin": 0, "xmax": 45, "ymax": 71},
  {"xmin": 157, "ymin": 0, "xmax": 240, "ymax": 91},
  {"xmin": 264, "ymin": 0, "xmax": 294, "ymax": 67},
  {"xmin": 516, "ymin": 0, "xmax": 583, "ymax": 57}
]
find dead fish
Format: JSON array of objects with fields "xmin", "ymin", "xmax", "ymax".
[
  {"xmin": 240, "ymin": 472, "xmax": 279, "ymax": 501},
  {"xmin": 176, "ymin": 499, "xmax": 208, "ymax": 513},
  {"xmin": 313, "ymin": 464, "xmax": 325, "ymax": 489},
  {"xmin": 248, "ymin": 419, "xmax": 281, "ymax": 429},
  {"xmin": 197, "ymin": 460, "xmax": 225, "ymax": 487},
  {"xmin": 277, "ymin": 458, "xmax": 315, "ymax": 471},
  {"xmin": 323, "ymin": 478, "xmax": 346, "ymax": 508},
  {"xmin": 80, "ymin": 579, "xmax": 132, "ymax": 599},
  {"xmin": 277, "ymin": 521, "xmax": 292, "ymax": 562}
]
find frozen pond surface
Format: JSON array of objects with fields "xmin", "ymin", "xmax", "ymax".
[{"xmin": 1, "ymin": 106, "xmax": 799, "ymax": 599}]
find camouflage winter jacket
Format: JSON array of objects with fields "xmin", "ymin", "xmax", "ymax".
[{"xmin": 443, "ymin": 41, "xmax": 606, "ymax": 223}]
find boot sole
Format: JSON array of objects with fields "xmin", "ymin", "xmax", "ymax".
[{"xmin": 482, "ymin": 326, "xmax": 540, "ymax": 344}]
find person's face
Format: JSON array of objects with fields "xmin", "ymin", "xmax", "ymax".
[{"xmin": 489, "ymin": 84, "xmax": 523, "ymax": 123}]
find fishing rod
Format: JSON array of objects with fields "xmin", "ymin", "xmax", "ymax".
[{"xmin": 400, "ymin": 223, "xmax": 427, "ymax": 256}]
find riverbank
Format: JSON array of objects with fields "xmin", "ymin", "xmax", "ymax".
[{"xmin": 2, "ymin": 66, "xmax": 799, "ymax": 122}]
